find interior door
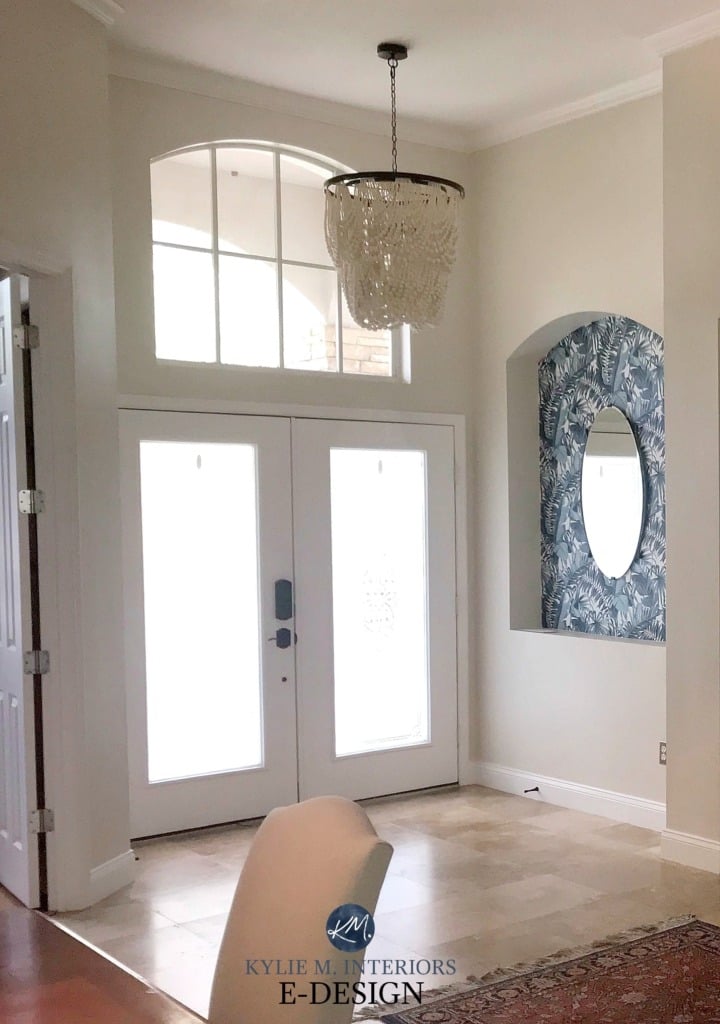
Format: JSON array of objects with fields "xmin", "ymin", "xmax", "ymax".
[
  {"xmin": 292, "ymin": 419, "xmax": 458, "ymax": 800},
  {"xmin": 0, "ymin": 276, "xmax": 39, "ymax": 906},
  {"xmin": 120, "ymin": 410, "xmax": 298, "ymax": 837}
]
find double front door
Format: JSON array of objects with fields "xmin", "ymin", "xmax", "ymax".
[{"xmin": 121, "ymin": 411, "xmax": 458, "ymax": 837}]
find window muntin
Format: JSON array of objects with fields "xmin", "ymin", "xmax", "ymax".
[{"xmin": 150, "ymin": 143, "xmax": 397, "ymax": 377}]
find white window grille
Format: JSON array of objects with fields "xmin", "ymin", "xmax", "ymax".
[{"xmin": 150, "ymin": 143, "xmax": 406, "ymax": 378}]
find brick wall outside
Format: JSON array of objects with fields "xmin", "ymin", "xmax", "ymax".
[{"xmin": 293, "ymin": 325, "xmax": 391, "ymax": 375}]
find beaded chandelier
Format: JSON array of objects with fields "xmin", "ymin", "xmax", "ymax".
[{"xmin": 324, "ymin": 43, "xmax": 465, "ymax": 332}]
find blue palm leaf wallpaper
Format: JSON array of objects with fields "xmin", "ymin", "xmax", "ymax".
[{"xmin": 539, "ymin": 315, "xmax": 665, "ymax": 641}]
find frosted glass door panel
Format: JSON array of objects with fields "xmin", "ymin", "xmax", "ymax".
[
  {"xmin": 330, "ymin": 449, "xmax": 429, "ymax": 756},
  {"xmin": 140, "ymin": 442, "xmax": 262, "ymax": 782}
]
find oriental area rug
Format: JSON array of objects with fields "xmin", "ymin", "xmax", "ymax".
[{"xmin": 378, "ymin": 917, "xmax": 720, "ymax": 1023}]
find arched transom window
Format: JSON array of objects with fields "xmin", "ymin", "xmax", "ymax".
[{"xmin": 150, "ymin": 143, "xmax": 399, "ymax": 376}]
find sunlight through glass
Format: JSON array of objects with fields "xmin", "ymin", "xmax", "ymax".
[
  {"xmin": 140, "ymin": 441, "xmax": 263, "ymax": 782},
  {"xmin": 330, "ymin": 448, "xmax": 429, "ymax": 756}
]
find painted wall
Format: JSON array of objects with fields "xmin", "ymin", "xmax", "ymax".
[
  {"xmin": 0, "ymin": 11, "xmax": 473, "ymax": 908},
  {"xmin": 0, "ymin": 0, "xmax": 129, "ymax": 907},
  {"xmin": 109, "ymin": 64, "xmax": 474, "ymax": 417},
  {"xmin": 10, "ymin": 2, "xmax": 709, "ymax": 907},
  {"xmin": 663, "ymin": 39, "xmax": 720, "ymax": 860},
  {"xmin": 472, "ymin": 95, "xmax": 666, "ymax": 803}
]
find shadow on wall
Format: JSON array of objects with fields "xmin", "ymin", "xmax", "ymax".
[{"xmin": 539, "ymin": 316, "xmax": 665, "ymax": 640}]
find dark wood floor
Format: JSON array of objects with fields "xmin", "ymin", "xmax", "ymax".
[{"xmin": 0, "ymin": 886, "xmax": 200, "ymax": 1023}]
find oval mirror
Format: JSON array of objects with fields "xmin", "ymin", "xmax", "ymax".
[{"xmin": 581, "ymin": 407, "xmax": 644, "ymax": 579}]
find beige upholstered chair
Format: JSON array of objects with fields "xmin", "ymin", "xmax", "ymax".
[{"xmin": 208, "ymin": 796, "xmax": 393, "ymax": 1024}]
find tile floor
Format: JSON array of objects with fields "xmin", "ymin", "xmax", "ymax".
[{"xmin": 55, "ymin": 786, "xmax": 720, "ymax": 1018}]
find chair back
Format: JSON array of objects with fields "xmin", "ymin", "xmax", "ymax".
[{"xmin": 208, "ymin": 795, "xmax": 393, "ymax": 1024}]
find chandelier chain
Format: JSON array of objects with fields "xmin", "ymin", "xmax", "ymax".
[{"xmin": 389, "ymin": 57, "xmax": 398, "ymax": 174}]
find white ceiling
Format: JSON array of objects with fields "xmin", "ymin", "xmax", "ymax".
[{"xmin": 80, "ymin": 0, "xmax": 720, "ymax": 149}]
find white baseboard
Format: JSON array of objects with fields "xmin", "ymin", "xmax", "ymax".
[
  {"xmin": 89, "ymin": 849, "xmax": 136, "ymax": 904},
  {"xmin": 661, "ymin": 829, "xmax": 720, "ymax": 874},
  {"xmin": 470, "ymin": 761, "xmax": 666, "ymax": 831}
]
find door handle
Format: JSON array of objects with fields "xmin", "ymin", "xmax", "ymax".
[
  {"xmin": 268, "ymin": 627, "xmax": 293, "ymax": 649},
  {"xmin": 275, "ymin": 579, "xmax": 293, "ymax": 621}
]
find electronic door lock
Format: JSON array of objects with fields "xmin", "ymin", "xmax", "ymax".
[
  {"xmin": 274, "ymin": 579, "xmax": 293, "ymax": 620},
  {"xmin": 268, "ymin": 627, "xmax": 294, "ymax": 649}
]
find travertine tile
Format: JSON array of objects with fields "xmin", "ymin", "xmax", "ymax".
[
  {"xmin": 151, "ymin": 951, "xmax": 217, "ymax": 1018},
  {"xmin": 550, "ymin": 849, "xmax": 667, "ymax": 894},
  {"xmin": 526, "ymin": 808, "xmax": 622, "ymax": 835},
  {"xmin": 180, "ymin": 912, "xmax": 230, "ymax": 946},
  {"xmin": 56, "ymin": 900, "xmax": 176, "ymax": 944},
  {"xmin": 374, "ymin": 891, "xmax": 508, "ymax": 946},
  {"xmin": 374, "ymin": 874, "xmax": 439, "ymax": 914},
  {"xmin": 479, "ymin": 873, "xmax": 602, "ymax": 922},
  {"xmin": 145, "ymin": 879, "xmax": 238, "ymax": 924},
  {"xmin": 54, "ymin": 785, "xmax": 720, "ymax": 1019},
  {"xmin": 592, "ymin": 821, "xmax": 662, "ymax": 850},
  {"xmin": 100, "ymin": 922, "xmax": 216, "ymax": 974}
]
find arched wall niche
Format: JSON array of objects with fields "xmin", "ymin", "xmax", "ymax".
[{"xmin": 506, "ymin": 311, "xmax": 665, "ymax": 641}]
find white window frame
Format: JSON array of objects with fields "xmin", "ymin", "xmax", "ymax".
[{"xmin": 151, "ymin": 141, "xmax": 408, "ymax": 380}]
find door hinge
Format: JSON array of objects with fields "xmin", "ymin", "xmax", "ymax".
[
  {"xmin": 18, "ymin": 489, "xmax": 45, "ymax": 514},
  {"xmin": 23, "ymin": 650, "xmax": 50, "ymax": 675},
  {"xmin": 30, "ymin": 808, "xmax": 55, "ymax": 834},
  {"xmin": 13, "ymin": 324, "xmax": 40, "ymax": 350}
]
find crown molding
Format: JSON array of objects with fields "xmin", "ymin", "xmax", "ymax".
[
  {"xmin": 70, "ymin": 0, "xmax": 124, "ymax": 28},
  {"xmin": 109, "ymin": 46, "xmax": 662, "ymax": 156},
  {"xmin": 471, "ymin": 70, "xmax": 661, "ymax": 152},
  {"xmin": 109, "ymin": 46, "xmax": 475, "ymax": 153},
  {"xmin": 78, "ymin": 5, "xmax": 720, "ymax": 154},
  {"xmin": 646, "ymin": 8, "xmax": 720, "ymax": 57}
]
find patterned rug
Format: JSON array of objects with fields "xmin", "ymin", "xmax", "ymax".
[{"xmin": 380, "ymin": 917, "xmax": 720, "ymax": 1022}]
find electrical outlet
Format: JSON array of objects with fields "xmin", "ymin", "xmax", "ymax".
[{"xmin": 659, "ymin": 741, "xmax": 667, "ymax": 765}]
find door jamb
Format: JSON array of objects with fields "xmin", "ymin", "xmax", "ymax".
[{"xmin": 0, "ymin": 243, "xmax": 90, "ymax": 911}]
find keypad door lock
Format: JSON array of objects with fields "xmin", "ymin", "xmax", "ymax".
[{"xmin": 275, "ymin": 579, "xmax": 293, "ymax": 620}]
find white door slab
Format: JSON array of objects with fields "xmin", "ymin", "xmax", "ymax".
[
  {"xmin": 0, "ymin": 276, "xmax": 39, "ymax": 906},
  {"xmin": 121, "ymin": 410, "xmax": 298, "ymax": 837}
]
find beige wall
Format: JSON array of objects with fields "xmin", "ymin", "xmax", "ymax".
[
  {"xmin": 663, "ymin": 39, "xmax": 720, "ymax": 849},
  {"xmin": 472, "ymin": 96, "xmax": 666, "ymax": 803},
  {"xmin": 12, "ymin": 1, "xmax": 719, "ymax": 909},
  {"xmin": 0, "ymin": 0, "xmax": 129, "ymax": 906}
]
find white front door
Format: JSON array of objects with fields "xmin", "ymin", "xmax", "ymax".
[
  {"xmin": 121, "ymin": 411, "xmax": 298, "ymax": 837},
  {"xmin": 121, "ymin": 411, "xmax": 458, "ymax": 836},
  {"xmin": 0, "ymin": 276, "xmax": 39, "ymax": 906},
  {"xmin": 293, "ymin": 419, "xmax": 458, "ymax": 799}
]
